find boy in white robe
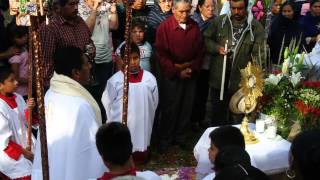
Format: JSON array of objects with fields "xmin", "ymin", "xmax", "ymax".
[
  {"xmin": 101, "ymin": 43, "xmax": 158, "ymax": 160},
  {"xmin": 92, "ymin": 122, "xmax": 161, "ymax": 180},
  {"xmin": 0, "ymin": 67, "xmax": 36, "ymax": 180},
  {"xmin": 31, "ymin": 47, "xmax": 106, "ymax": 180}
]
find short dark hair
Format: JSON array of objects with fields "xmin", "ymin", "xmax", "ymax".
[
  {"xmin": 53, "ymin": 46, "xmax": 84, "ymax": 77},
  {"xmin": 291, "ymin": 130, "xmax": 320, "ymax": 180},
  {"xmin": 120, "ymin": 43, "xmax": 140, "ymax": 59},
  {"xmin": 132, "ymin": 20, "xmax": 146, "ymax": 32},
  {"xmin": 57, "ymin": 0, "xmax": 69, "ymax": 7},
  {"xmin": 0, "ymin": 67, "xmax": 13, "ymax": 83},
  {"xmin": 311, "ymin": 0, "xmax": 320, "ymax": 7},
  {"xmin": 214, "ymin": 146, "xmax": 251, "ymax": 171},
  {"xmin": 131, "ymin": 20, "xmax": 146, "ymax": 43},
  {"xmin": 196, "ymin": 0, "xmax": 214, "ymax": 13},
  {"xmin": 280, "ymin": 1, "xmax": 298, "ymax": 19},
  {"xmin": 96, "ymin": 122, "xmax": 133, "ymax": 166},
  {"xmin": 209, "ymin": 126, "xmax": 245, "ymax": 150},
  {"xmin": 230, "ymin": 0, "xmax": 248, "ymax": 8},
  {"xmin": 6, "ymin": 23, "xmax": 28, "ymax": 46}
]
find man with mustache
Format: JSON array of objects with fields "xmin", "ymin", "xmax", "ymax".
[
  {"xmin": 40, "ymin": 0, "xmax": 94, "ymax": 88},
  {"xmin": 203, "ymin": 0, "xmax": 265, "ymax": 125}
]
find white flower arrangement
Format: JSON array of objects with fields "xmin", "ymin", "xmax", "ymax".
[
  {"xmin": 160, "ymin": 174, "xmax": 178, "ymax": 180},
  {"xmin": 265, "ymin": 74, "xmax": 283, "ymax": 85}
]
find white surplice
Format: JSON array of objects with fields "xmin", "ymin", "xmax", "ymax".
[
  {"xmin": 32, "ymin": 90, "xmax": 106, "ymax": 180},
  {"xmin": 101, "ymin": 70, "xmax": 158, "ymax": 152},
  {"xmin": 0, "ymin": 93, "xmax": 35, "ymax": 179}
]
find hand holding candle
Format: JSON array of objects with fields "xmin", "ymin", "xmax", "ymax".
[{"xmin": 220, "ymin": 40, "xmax": 228, "ymax": 101}]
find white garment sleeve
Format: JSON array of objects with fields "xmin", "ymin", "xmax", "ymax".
[
  {"xmin": 0, "ymin": 111, "xmax": 11, "ymax": 151},
  {"xmin": 137, "ymin": 171, "xmax": 161, "ymax": 180},
  {"xmin": 101, "ymin": 80, "xmax": 117, "ymax": 121},
  {"xmin": 151, "ymin": 80, "xmax": 159, "ymax": 110},
  {"xmin": 0, "ymin": 107, "xmax": 31, "ymax": 179},
  {"xmin": 0, "ymin": 111, "xmax": 17, "ymax": 175},
  {"xmin": 68, "ymin": 103, "xmax": 106, "ymax": 179}
]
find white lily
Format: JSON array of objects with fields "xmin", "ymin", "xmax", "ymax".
[
  {"xmin": 265, "ymin": 73, "xmax": 283, "ymax": 85},
  {"xmin": 282, "ymin": 58, "xmax": 290, "ymax": 74},
  {"xmin": 290, "ymin": 72, "xmax": 303, "ymax": 87}
]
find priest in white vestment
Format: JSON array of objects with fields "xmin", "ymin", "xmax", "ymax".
[
  {"xmin": 32, "ymin": 47, "xmax": 106, "ymax": 180},
  {"xmin": 0, "ymin": 68, "xmax": 36, "ymax": 179},
  {"xmin": 101, "ymin": 43, "xmax": 158, "ymax": 153}
]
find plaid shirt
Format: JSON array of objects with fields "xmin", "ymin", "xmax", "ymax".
[{"xmin": 40, "ymin": 15, "xmax": 93, "ymax": 86}]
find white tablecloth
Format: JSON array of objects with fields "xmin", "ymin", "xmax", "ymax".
[{"xmin": 193, "ymin": 124, "xmax": 291, "ymax": 179}]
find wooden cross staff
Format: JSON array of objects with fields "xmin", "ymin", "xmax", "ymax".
[
  {"xmin": 9, "ymin": 0, "xmax": 49, "ymax": 179},
  {"xmin": 122, "ymin": 0, "xmax": 133, "ymax": 125},
  {"xmin": 31, "ymin": 17, "xmax": 50, "ymax": 180}
]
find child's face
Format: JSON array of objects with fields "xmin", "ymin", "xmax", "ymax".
[
  {"xmin": 14, "ymin": 34, "xmax": 28, "ymax": 47},
  {"xmin": 129, "ymin": 52, "xmax": 140, "ymax": 73},
  {"xmin": 131, "ymin": 27, "xmax": 144, "ymax": 45},
  {"xmin": 0, "ymin": 74, "xmax": 18, "ymax": 95}
]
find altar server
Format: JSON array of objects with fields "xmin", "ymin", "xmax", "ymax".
[
  {"xmin": 92, "ymin": 122, "xmax": 161, "ymax": 180},
  {"xmin": 32, "ymin": 47, "xmax": 106, "ymax": 180},
  {"xmin": 0, "ymin": 67, "xmax": 35, "ymax": 180},
  {"xmin": 102, "ymin": 43, "xmax": 158, "ymax": 154}
]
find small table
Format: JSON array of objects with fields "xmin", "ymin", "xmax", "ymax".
[{"xmin": 193, "ymin": 124, "xmax": 291, "ymax": 179}]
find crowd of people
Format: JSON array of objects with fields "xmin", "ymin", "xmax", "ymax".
[{"xmin": 0, "ymin": 0, "xmax": 320, "ymax": 179}]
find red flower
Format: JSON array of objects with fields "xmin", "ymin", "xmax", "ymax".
[
  {"xmin": 272, "ymin": 69, "xmax": 282, "ymax": 75},
  {"xmin": 303, "ymin": 81, "xmax": 320, "ymax": 88},
  {"xmin": 294, "ymin": 100, "xmax": 320, "ymax": 116}
]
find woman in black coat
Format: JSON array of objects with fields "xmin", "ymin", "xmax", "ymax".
[{"xmin": 268, "ymin": 1, "xmax": 303, "ymax": 64}]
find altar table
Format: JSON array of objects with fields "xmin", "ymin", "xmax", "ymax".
[{"xmin": 193, "ymin": 124, "xmax": 291, "ymax": 179}]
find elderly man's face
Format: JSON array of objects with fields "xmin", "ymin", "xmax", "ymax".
[
  {"xmin": 230, "ymin": 0, "xmax": 247, "ymax": 22},
  {"xmin": 173, "ymin": 2, "xmax": 191, "ymax": 24}
]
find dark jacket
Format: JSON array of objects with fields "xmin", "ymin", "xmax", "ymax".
[
  {"xmin": 299, "ymin": 12, "xmax": 320, "ymax": 52},
  {"xmin": 268, "ymin": 15, "xmax": 303, "ymax": 64},
  {"xmin": 191, "ymin": 12, "xmax": 214, "ymax": 32},
  {"xmin": 204, "ymin": 14, "xmax": 265, "ymax": 93},
  {"xmin": 147, "ymin": 3, "xmax": 172, "ymax": 44}
]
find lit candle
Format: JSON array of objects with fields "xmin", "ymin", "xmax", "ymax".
[{"xmin": 220, "ymin": 40, "xmax": 228, "ymax": 100}]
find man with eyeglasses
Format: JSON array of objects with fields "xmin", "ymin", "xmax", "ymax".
[{"xmin": 155, "ymin": 0, "xmax": 205, "ymax": 152}]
